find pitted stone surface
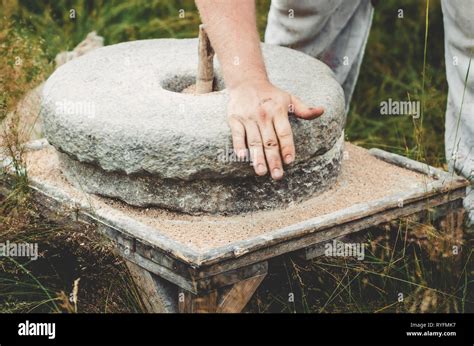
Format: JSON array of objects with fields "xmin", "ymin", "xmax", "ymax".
[
  {"xmin": 58, "ymin": 134, "xmax": 344, "ymax": 214},
  {"xmin": 41, "ymin": 39, "xmax": 345, "ymax": 180}
]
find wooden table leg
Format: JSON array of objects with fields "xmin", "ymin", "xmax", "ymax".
[
  {"xmin": 179, "ymin": 271, "xmax": 267, "ymax": 313},
  {"xmin": 438, "ymin": 204, "xmax": 465, "ymax": 235},
  {"xmin": 127, "ymin": 258, "xmax": 268, "ymax": 313},
  {"xmin": 217, "ymin": 273, "xmax": 266, "ymax": 313},
  {"xmin": 437, "ymin": 204, "xmax": 465, "ymax": 272},
  {"xmin": 126, "ymin": 260, "xmax": 178, "ymax": 313}
]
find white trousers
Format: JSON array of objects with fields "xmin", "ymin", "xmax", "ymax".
[{"xmin": 265, "ymin": 0, "xmax": 474, "ymax": 225}]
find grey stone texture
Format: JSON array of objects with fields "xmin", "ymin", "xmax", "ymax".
[
  {"xmin": 58, "ymin": 134, "xmax": 343, "ymax": 214},
  {"xmin": 41, "ymin": 39, "xmax": 346, "ymax": 214}
]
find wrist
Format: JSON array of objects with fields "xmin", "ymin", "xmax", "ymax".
[{"xmin": 227, "ymin": 75, "xmax": 270, "ymax": 92}]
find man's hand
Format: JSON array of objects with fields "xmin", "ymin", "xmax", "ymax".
[
  {"xmin": 228, "ymin": 80, "xmax": 324, "ymax": 179},
  {"xmin": 196, "ymin": 0, "xmax": 324, "ymax": 180}
]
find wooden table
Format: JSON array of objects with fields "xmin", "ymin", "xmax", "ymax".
[{"xmin": 0, "ymin": 142, "xmax": 468, "ymax": 313}]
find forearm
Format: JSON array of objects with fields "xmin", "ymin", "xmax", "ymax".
[
  {"xmin": 195, "ymin": 0, "xmax": 268, "ymax": 90},
  {"xmin": 196, "ymin": 0, "xmax": 323, "ymax": 180}
]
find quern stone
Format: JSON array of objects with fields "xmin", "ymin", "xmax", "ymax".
[{"xmin": 41, "ymin": 39, "xmax": 346, "ymax": 214}]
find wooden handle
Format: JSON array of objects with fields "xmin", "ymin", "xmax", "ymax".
[{"xmin": 196, "ymin": 24, "xmax": 215, "ymax": 94}]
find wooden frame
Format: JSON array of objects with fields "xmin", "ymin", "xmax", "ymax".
[{"xmin": 0, "ymin": 144, "xmax": 469, "ymax": 312}]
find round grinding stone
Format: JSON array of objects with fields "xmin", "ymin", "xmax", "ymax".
[{"xmin": 41, "ymin": 38, "xmax": 346, "ymax": 214}]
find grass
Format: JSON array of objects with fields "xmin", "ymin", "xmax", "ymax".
[
  {"xmin": 249, "ymin": 218, "xmax": 472, "ymax": 313},
  {"xmin": 0, "ymin": 0, "xmax": 472, "ymax": 313},
  {"xmin": 347, "ymin": 0, "xmax": 448, "ymax": 167},
  {"xmin": 0, "ymin": 196, "xmax": 147, "ymax": 312}
]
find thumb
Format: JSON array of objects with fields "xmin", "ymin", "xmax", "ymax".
[{"xmin": 289, "ymin": 95, "xmax": 324, "ymax": 120}]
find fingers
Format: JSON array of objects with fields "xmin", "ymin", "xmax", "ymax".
[
  {"xmin": 273, "ymin": 110, "xmax": 295, "ymax": 165},
  {"xmin": 256, "ymin": 108, "xmax": 284, "ymax": 180},
  {"xmin": 228, "ymin": 116, "xmax": 247, "ymax": 160},
  {"xmin": 228, "ymin": 94, "xmax": 322, "ymax": 180},
  {"xmin": 290, "ymin": 95, "xmax": 324, "ymax": 120},
  {"xmin": 229, "ymin": 110, "xmax": 285, "ymax": 179},
  {"xmin": 243, "ymin": 120, "xmax": 268, "ymax": 176}
]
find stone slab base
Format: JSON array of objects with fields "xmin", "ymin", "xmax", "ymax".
[{"xmin": 58, "ymin": 134, "xmax": 344, "ymax": 215}]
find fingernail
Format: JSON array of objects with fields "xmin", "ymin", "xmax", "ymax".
[
  {"xmin": 272, "ymin": 168, "xmax": 283, "ymax": 179},
  {"xmin": 285, "ymin": 154, "xmax": 294, "ymax": 164},
  {"xmin": 257, "ymin": 164, "xmax": 267, "ymax": 175}
]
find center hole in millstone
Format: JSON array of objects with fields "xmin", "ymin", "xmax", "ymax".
[{"xmin": 161, "ymin": 74, "xmax": 226, "ymax": 94}]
